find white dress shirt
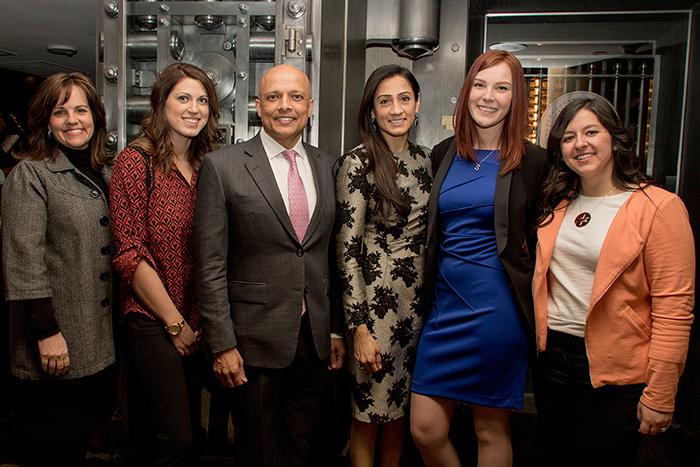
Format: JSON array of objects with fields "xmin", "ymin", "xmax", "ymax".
[
  {"xmin": 259, "ymin": 128, "xmax": 317, "ymax": 219},
  {"xmin": 258, "ymin": 129, "xmax": 342, "ymax": 340}
]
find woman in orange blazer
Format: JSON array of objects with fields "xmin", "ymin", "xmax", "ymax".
[{"xmin": 533, "ymin": 95, "xmax": 694, "ymax": 467}]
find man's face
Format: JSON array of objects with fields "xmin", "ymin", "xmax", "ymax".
[{"xmin": 255, "ymin": 65, "xmax": 313, "ymax": 149}]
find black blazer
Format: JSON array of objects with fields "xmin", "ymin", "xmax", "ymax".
[{"xmin": 423, "ymin": 136, "xmax": 547, "ymax": 331}]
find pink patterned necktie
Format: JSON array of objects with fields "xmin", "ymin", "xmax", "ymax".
[
  {"xmin": 282, "ymin": 149, "xmax": 309, "ymax": 315},
  {"xmin": 282, "ymin": 149, "xmax": 309, "ymax": 242}
]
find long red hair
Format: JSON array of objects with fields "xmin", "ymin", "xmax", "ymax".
[{"xmin": 453, "ymin": 50, "xmax": 528, "ymax": 174}]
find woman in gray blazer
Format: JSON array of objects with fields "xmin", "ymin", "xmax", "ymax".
[{"xmin": 1, "ymin": 73, "xmax": 115, "ymax": 467}]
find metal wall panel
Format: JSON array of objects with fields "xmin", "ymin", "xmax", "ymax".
[{"xmin": 317, "ymin": 0, "xmax": 367, "ymax": 156}]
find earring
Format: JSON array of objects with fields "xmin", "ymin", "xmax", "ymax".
[
  {"xmin": 370, "ymin": 116, "xmax": 377, "ymax": 131},
  {"xmin": 414, "ymin": 112, "xmax": 419, "ymax": 127},
  {"xmin": 47, "ymin": 128, "xmax": 53, "ymax": 138}
]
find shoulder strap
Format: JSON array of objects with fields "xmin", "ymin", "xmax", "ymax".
[{"xmin": 130, "ymin": 145, "xmax": 153, "ymax": 199}]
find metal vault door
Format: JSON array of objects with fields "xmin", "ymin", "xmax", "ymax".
[
  {"xmin": 485, "ymin": 11, "xmax": 692, "ymax": 190},
  {"xmin": 99, "ymin": 0, "xmax": 315, "ymax": 154},
  {"xmin": 526, "ymin": 56, "xmax": 659, "ymax": 175}
]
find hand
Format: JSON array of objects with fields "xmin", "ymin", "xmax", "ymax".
[
  {"xmin": 328, "ymin": 337, "xmax": 346, "ymax": 370},
  {"xmin": 637, "ymin": 400, "xmax": 673, "ymax": 435},
  {"xmin": 38, "ymin": 332, "xmax": 70, "ymax": 377},
  {"xmin": 169, "ymin": 321, "xmax": 200, "ymax": 356},
  {"xmin": 353, "ymin": 325, "xmax": 381, "ymax": 373},
  {"xmin": 213, "ymin": 348, "xmax": 247, "ymax": 388}
]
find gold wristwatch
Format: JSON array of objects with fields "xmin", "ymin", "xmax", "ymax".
[{"xmin": 165, "ymin": 317, "xmax": 186, "ymax": 336}]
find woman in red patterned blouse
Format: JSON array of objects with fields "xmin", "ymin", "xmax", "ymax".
[{"xmin": 110, "ymin": 63, "xmax": 220, "ymax": 467}]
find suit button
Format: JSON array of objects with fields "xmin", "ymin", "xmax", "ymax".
[
  {"xmin": 100, "ymin": 298, "xmax": 110, "ymax": 307},
  {"xmin": 100, "ymin": 216, "xmax": 109, "ymax": 226},
  {"xmin": 101, "ymin": 246, "xmax": 111, "ymax": 255},
  {"xmin": 100, "ymin": 272, "xmax": 110, "ymax": 281},
  {"xmin": 89, "ymin": 190, "xmax": 100, "ymax": 198},
  {"xmin": 297, "ymin": 248, "xmax": 304, "ymax": 257}
]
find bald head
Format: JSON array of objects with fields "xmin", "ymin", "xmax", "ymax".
[
  {"xmin": 256, "ymin": 64, "xmax": 313, "ymax": 149},
  {"xmin": 259, "ymin": 64, "xmax": 311, "ymax": 95}
]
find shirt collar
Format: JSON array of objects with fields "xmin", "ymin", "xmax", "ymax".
[{"xmin": 259, "ymin": 127, "xmax": 307, "ymax": 161}]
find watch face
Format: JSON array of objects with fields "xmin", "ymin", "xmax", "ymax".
[{"xmin": 165, "ymin": 318, "xmax": 185, "ymax": 335}]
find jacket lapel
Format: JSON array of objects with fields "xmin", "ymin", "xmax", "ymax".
[
  {"xmin": 494, "ymin": 162, "xmax": 512, "ymax": 255},
  {"xmin": 588, "ymin": 197, "xmax": 644, "ymax": 313},
  {"xmin": 301, "ymin": 142, "xmax": 326, "ymax": 245},
  {"xmin": 427, "ymin": 139, "xmax": 457, "ymax": 247},
  {"xmin": 536, "ymin": 200, "xmax": 569, "ymax": 274},
  {"xmin": 46, "ymin": 151, "xmax": 109, "ymax": 201},
  {"xmin": 243, "ymin": 136, "xmax": 298, "ymax": 242}
]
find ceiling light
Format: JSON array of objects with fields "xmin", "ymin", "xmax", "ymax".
[
  {"xmin": 489, "ymin": 42, "xmax": 527, "ymax": 52},
  {"xmin": 47, "ymin": 44, "xmax": 78, "ymax": 57}
]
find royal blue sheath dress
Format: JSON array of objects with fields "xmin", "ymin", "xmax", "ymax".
[{"xmin": 412, "ymin": 150, "xmax": 527, "ymax": 409}]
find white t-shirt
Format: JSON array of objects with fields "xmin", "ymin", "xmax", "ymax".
[{"xmin": 547, "ymin": 191, "xmax": 633, "ymax": 337}]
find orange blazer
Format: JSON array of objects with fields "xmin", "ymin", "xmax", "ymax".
[{"xmin": 533, "ymin": 185, "xmax": 695, "ymax": 412}]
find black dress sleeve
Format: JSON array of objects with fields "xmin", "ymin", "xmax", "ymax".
[{"xmin": 17, "ymin": 297, "xmax": 60, "ymax": 340}]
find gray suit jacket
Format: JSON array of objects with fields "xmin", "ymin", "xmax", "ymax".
[
  {"xmin": 2, "ymin": 153, "xmax": 115, "ymax": 380},
  {"xmin": 194, "ymin": 134, "xmax": 341, "ymax": 369}
]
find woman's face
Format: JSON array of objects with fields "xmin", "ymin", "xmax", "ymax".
[
  {"xmin": 372, "ymin": 75, "xmax": 420, "ymax": 145},
  {"xmin": 164, "ymin": 77, "xmax": 210, "ymax": 146},
  {"xmin": 467, "ymin": 62, "xmax": 513, "ymax": 133},
  {"xmin": 560, "ymin": 108, "xmax": 614, "ymax": 186},
  {"xmin": 49, "ymin": 85, "xmax": 94, "ymax": 150}
]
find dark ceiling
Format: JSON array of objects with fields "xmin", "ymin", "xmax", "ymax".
[{"xmin": 474, "ymin": 0, "xmax": 699, "ymax": 12}]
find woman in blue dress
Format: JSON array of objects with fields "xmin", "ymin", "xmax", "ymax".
[{"xmin": 410, "ymin": 50, "xmax": 546, "ymax": 467}]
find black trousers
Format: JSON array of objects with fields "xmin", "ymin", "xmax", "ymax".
[
  {"xmin": 533, "ymin": 329, "xmax": 644, "ymax": 467},
  {"xmin": 232, "ymin": 313, "xmax": 330, "ymax": 467},
  {"xmin": 10, "ymin": 365, "xmax": 116, "ymax": 467},
  {"xmin": 124, "ymin": 313, "xmax": 207, "ymax": 467}
]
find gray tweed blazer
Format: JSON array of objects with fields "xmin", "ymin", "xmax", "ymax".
[{"xmin": 2, "ymin": 152, "xmax": 115, "ymax": 380}]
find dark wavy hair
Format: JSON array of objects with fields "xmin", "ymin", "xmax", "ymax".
[
  {"xmin": 24, "ymin": 72, "xmax": 107, "ymax": 169},
  {"xmin": 358, "ymin": 65, "xmax": 420, "ymax": 219},
  {"xmin": 132, "ymin": 63, "xmax": 220, "ymax": 171},
  {"xmin": 453, "ymin": 50, "xmax": 528, "ymax": 174},
  {"xmin": 538, "ymin": 96, "xmax": 650, "ymax": 225}
]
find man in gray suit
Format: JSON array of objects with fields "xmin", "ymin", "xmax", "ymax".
[{"xmin": 194, "ymin": 64, "xmax": 345, "ymax": 466}]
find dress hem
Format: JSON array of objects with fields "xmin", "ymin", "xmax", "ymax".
[{"xmin": 411, "ymin": 383, "xmax": 524, "ymax": 410}]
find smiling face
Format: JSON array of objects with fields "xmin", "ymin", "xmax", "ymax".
[
  {"xmin": 256, "ymin": 64, "xmax": 313, "ymax": 149},
  {"xmin": 49, "ymin": 85, "xmax": 94, "ymax": 150},
  {"xmin": 372, "ymin": 75, "xmax": 420, "ymax": 148},
  {"xmin": 560, "ymin": 108, "xmax": 615, "ymax": 190},
  {"xmin": 468, "ymin": 61, "xmax": 513, "ymax": 136},
  {"xmin": 164, "ymin": 77, "xmax": 210, "ymax": 147}
]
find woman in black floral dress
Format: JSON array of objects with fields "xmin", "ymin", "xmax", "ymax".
[{"xmin": 335, "ymin": 65, "xmax": 432, "ymax": 467}]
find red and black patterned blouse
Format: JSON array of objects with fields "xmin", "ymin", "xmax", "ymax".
[{"xmin": 110, "ymin": 146, "xmax": 199, "ymax": 329}]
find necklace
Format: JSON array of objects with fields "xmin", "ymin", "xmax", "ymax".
[
  {"xmin": 574, "ymin": 187, "xmax": 617, "ymax": 228},
  {"xmin": 474, "ymin": 149, "xmax": 497, "ymax": 171}
]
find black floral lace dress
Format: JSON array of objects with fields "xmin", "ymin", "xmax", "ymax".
[{"xmin": 335, "ymin": 142, "xmax": 432, "ymax": 422}]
